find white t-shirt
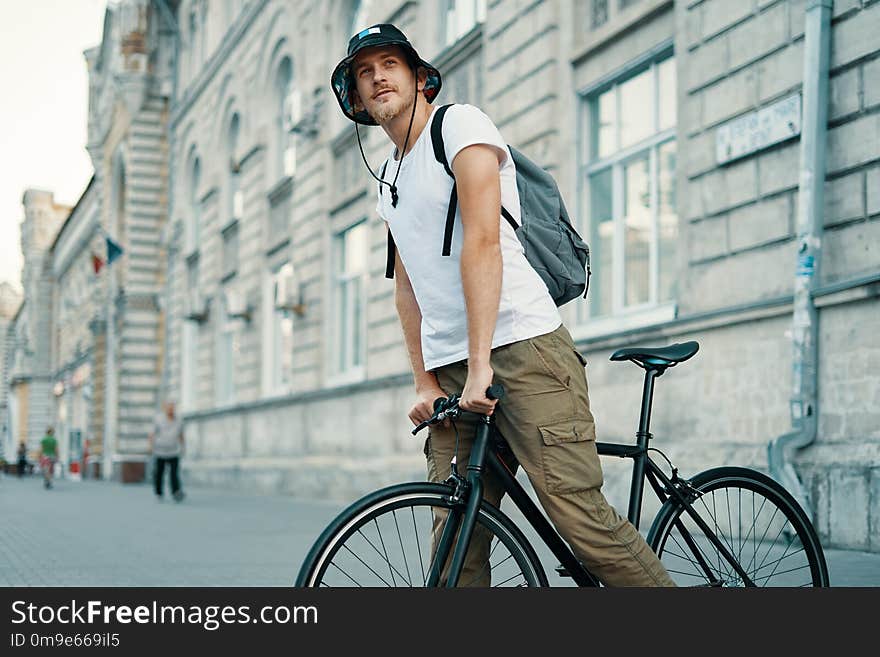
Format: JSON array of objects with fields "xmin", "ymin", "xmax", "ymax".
[{"xmin": 376, "ymin": 103, "xmax": 561, "ymax": 372}]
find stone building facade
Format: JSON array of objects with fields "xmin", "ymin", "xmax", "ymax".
[
  {"xmin": 4, "ymin": 0, "xmax": 877, "ymax": 552},
  {"xmin": 48, "ymin": 177, "xmax": 103, "ymax": 478},
  {"xmin": 6, "ymin": 191, "xmax": 71, "ymax": 468},
  {"xmin": 160, "ymin": 0, "xmax": 878, "ymax": 552},
  {"xmin": 1, "ymin": 283, "xmax": 24, "ymax": 464},
  {"xmin": 3, "ymin": 0, "xmax": 176, "ymax": 481}
]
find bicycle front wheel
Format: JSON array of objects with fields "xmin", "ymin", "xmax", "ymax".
[
  {"xmin": 296, "ymin": 482, "xmax": 547, "ymax": 587},
  {"xmin": 647, "ymin": 467, "xmax": 829, "ymax": 587}
]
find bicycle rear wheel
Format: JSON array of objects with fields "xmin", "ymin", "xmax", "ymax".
[
  {"xmin": 647, "ymin": 467, "xmax": 829, "ymax": 587},
  {"xmin": 296, "ymin": 482, "xmax": 548, "ymax": 587}
]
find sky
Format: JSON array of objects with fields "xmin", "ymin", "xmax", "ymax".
[{"xmin": 0, "ymin": 0, "xmax": 109, "ymax": 291}]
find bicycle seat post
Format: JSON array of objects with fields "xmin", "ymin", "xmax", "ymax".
[{"xmin": 628, "ymin": 366, "xmax": 664, "ymax": 529}]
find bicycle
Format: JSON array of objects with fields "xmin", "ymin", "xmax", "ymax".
[{"xmin": 296, "ymin": 340, "xmax": 829, "ymax": 587}]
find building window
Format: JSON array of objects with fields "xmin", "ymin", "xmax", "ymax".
[
  {"xmin": 268, "ymin": 188, "xmax": 291, "ymax": 249},
  {"xmin": 579, "ymin": 55, "xmax": 677, "ymax": 323},
  {"xmin": 181, "ymin": 259, "xmax": 199, "ymax": 411},
  {"xmin": 227, "ymin": 112, "xmax": 242, "ymax": 224},
  {"xmin": 267, "ymin": 262, "xmax": 295, "ymax": 393},
  {"xmin": 222, "ymin": 221, "xmax": 239, "ymax": 280},
  {"xmin": 333, "ymin": 142, "xmax": 363, "ymax": 200},
  {"xmin": 215, "ymin": 291, "xmax": 239, "ymax": 405},
  {"xmin": 334, "ymin": 221, "xmax": 367, "ymax": 376},
  {"xmin": 186, "ymin": 155, "xmax": 201, "ymax": 253},
  {"xmin": 276, "ymin": 57, "xmax": 297, "ymax": 181},
  {"xmin": 443, "ymin": 0, "xmax": 486, "ymax": 47},
  {"xmin": 591, "ymin": 0, "xmax": 609, "ymax": 29}
]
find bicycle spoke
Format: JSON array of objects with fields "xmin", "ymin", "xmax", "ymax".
[
  {"xmin": 373, "ymin": 519, "xmax": 398, "ymax": 586},
  {"xmin": 355, "ymin": 526, "xmax": 413, "ymax": 584},
  {"xmin": 696, "ymin": 493, "xmax": 736, "ymax": 581},
  {"xmin": 411, "ymin": 506, "xmax": 427, "ymax": 586},
  {"xmin": 459, "ymin": 537, "xmax": 505, "ymax": 587},
  {"xmin": 665, "ymin": 530, "xmax": 725, "ymax": 583},
  {"xmin": 391, "ymin": 510, "xmax": 413, "ymax": 587},
  {"xmin": 349, "ymin": 531, "xmax": 407, "ymax": 586},
  {"xmin": 754, "ymin": 563, "xmax": 812, "ymax": 586},
  {"xmin": 750, "ymin": 548, "xmax": 807, "ymax": 578},
  {"xmin": 329, "ymin": 559, "xmax": 367, "ymax": 587},
  {"xmin": 493, "ymin": 570, "xmax": 527, "ymax": 587}
]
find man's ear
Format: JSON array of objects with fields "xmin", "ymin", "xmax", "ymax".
[
  {"xmin": 416, "ymin": 66, "xmax": 428, "ymax": 92},
  {"xmin": 350, "ymin": 89, "xmax": 364, "ymax": 112}
]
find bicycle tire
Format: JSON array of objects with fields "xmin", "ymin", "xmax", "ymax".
[
  {"xmin": 646, "ymin": 466, "xmax": 829, "ymax": 587},
  {"xmin": 296, "ymin": 482, "xmax": 548, "ymax": 587}
]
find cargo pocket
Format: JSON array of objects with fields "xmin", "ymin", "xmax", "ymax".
[{"xmin": 538, "ymin": 417, "xmax": 602, "ymax": 495}]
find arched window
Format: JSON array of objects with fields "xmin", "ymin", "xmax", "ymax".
[
  {"xmin": 111, "ymin": 156, "xmax": 126, "ymax": 254},
  {"xmin": 187, "ymin": 155, "xmax": 201, "ymax": 252},
  {"xmin": 227, "ymin": 113, "xmax": 242, "ymax": 221},
  {"xmin": 224, "ymin": 113, "xmax": 242, "ymax": 280},
  {"xmin": 275, "ymin": 57, "xmax": 296, "ymax": 180}
]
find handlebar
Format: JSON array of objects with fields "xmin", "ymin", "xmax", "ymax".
[{"xmin": 411, "ymin": 384, "xmax": 505, "ymax": 435}]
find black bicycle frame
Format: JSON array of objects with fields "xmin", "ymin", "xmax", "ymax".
[{"xmin": 436, "ymin": 367, "xmax": 756, "ymax": 587}]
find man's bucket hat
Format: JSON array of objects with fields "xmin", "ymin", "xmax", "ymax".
[{"xmin": 331, "ymin": 23, "xmax": 442, "ymax": 126}]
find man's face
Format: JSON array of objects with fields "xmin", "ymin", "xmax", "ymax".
[
  {"xmin": 350, "ymin": 45, "xmax": 423, "ymax": 124},
  {"xmin": 165, "ymin": 402, "xmax": 175, "ymax": 417}
]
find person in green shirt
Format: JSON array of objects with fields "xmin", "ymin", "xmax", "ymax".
[{"xmin": 39, "ymin": 427, "xmax": 58, "ymax": 489}]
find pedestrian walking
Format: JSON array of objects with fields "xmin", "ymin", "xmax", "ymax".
[
  {"xmin": 39, "ymin": 427, "xmax": 58, "ymax": 489},
  {"xmin": 17, "ymin": 440, "xmax": 28, "ymax": 478},
  {"xmin": 149, "ymin": 400, "xmax": 185, "ymax": 502},
  {"xmin": 331, "ymin": 23, "xmax": 674, "ymax": 586}
]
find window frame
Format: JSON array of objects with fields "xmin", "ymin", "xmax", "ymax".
[
  {"xmin": 574, "ymin": 45, "xmax": 678, "ymax": 339},
  {"xmin": 327, "ymin": 219, "xmax": 368, "ymax": 386},
  {"xmin": 261, "ymin": 260, "xmax": 295, "ymax": 397},
  {"xmin": 441, "ymin": 0, "xmax": 487, "ymax": 49}
]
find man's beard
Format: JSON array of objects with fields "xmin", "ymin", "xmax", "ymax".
[{"xmin": 370, "ymin": 90, "xmax": 414, "ymax": 124}]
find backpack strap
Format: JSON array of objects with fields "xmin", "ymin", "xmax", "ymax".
[
  {"xmin": 385, "ymin": 229, "xmax": 396, "ymax": 280},
  {"xmin": 431, "ymin": 104, "xmax": 518, "ymax": 257},
  {"xmin": 379, "ymin": 159, "xmax": 397, "ymax": 280},
  {"xmin": 430, "ymin": 105, "xmax": 458, "ymax": 256}
]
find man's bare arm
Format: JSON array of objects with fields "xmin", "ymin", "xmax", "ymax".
[
  {"xmin": 452, "ymin": 144, "xmax": 503, "ymax": 369},
  {"xmin": 391, "ymin": 227, "xmax": 440, "ymax": 393}
]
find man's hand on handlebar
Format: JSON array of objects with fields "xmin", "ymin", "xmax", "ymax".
[
  {"xmin": 411, "ymin": 384, "xmax": 505, "ymax": 435},
  {"xmin": 459, "ymin": 362, "xmax": 497, "ymax": 416},
  {"xmin": 408, "ymin": 385, "xmax": 452, "ymax": 429}
]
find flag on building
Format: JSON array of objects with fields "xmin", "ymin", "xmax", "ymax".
[{"xmin": 106, "ymin": 236, "xmax": 124, "ymax": 265}]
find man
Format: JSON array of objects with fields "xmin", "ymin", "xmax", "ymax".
[
  {"xmin": 39, "ymin": 427, "xmax": 58, "ymax": 489},
  {"xmin": 330, "ymin": 24, "xmax": 674, "ymax": 586},
  {"xmin": 149, "ymin": 401, "xmax": 185, "ymax": 502}
]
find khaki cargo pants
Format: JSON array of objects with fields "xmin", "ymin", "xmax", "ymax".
[{"xmin": 426, "ymin": 323, "xmax": 675, "ymax": 587}]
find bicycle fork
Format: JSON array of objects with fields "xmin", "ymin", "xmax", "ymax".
[{"xmin": 425, "ymin": 416, "xmax": 493, "ymax": 588}]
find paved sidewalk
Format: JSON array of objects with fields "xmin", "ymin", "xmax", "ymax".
[{"xmin": 1, "ymin": 473, "xmax": 877, "ymax": 586}]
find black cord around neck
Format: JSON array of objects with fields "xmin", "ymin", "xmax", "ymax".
[{"xmin": 355, "ymin": 70, "xmax": 419, "ymax": 208}]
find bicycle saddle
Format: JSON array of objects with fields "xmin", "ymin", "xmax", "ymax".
[{"xmin": 610, "ymin": 341, "xmax": 699, "ymax": 368}]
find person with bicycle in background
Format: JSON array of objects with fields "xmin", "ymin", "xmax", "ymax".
[
  {"xmin": 331, "ymin": 24, "xmax": 674, "ymax": 586},
  {"xmin": 39, "ymin": 426, "xmax": 58, "ymax": 489}
]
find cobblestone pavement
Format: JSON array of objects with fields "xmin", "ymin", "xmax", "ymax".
[{"xmin": 1, "ymin": 473, "xmax": 878, "ymax": 586}]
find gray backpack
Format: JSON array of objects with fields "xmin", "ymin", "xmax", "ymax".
[{"xmin": 384, "ymin": 103, "xmax": 591, "ymax": 307}]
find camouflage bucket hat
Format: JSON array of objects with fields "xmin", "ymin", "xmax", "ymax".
[{"xmin": 330, "ymin": 23, "xmax": 442, "ymax": 126}]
